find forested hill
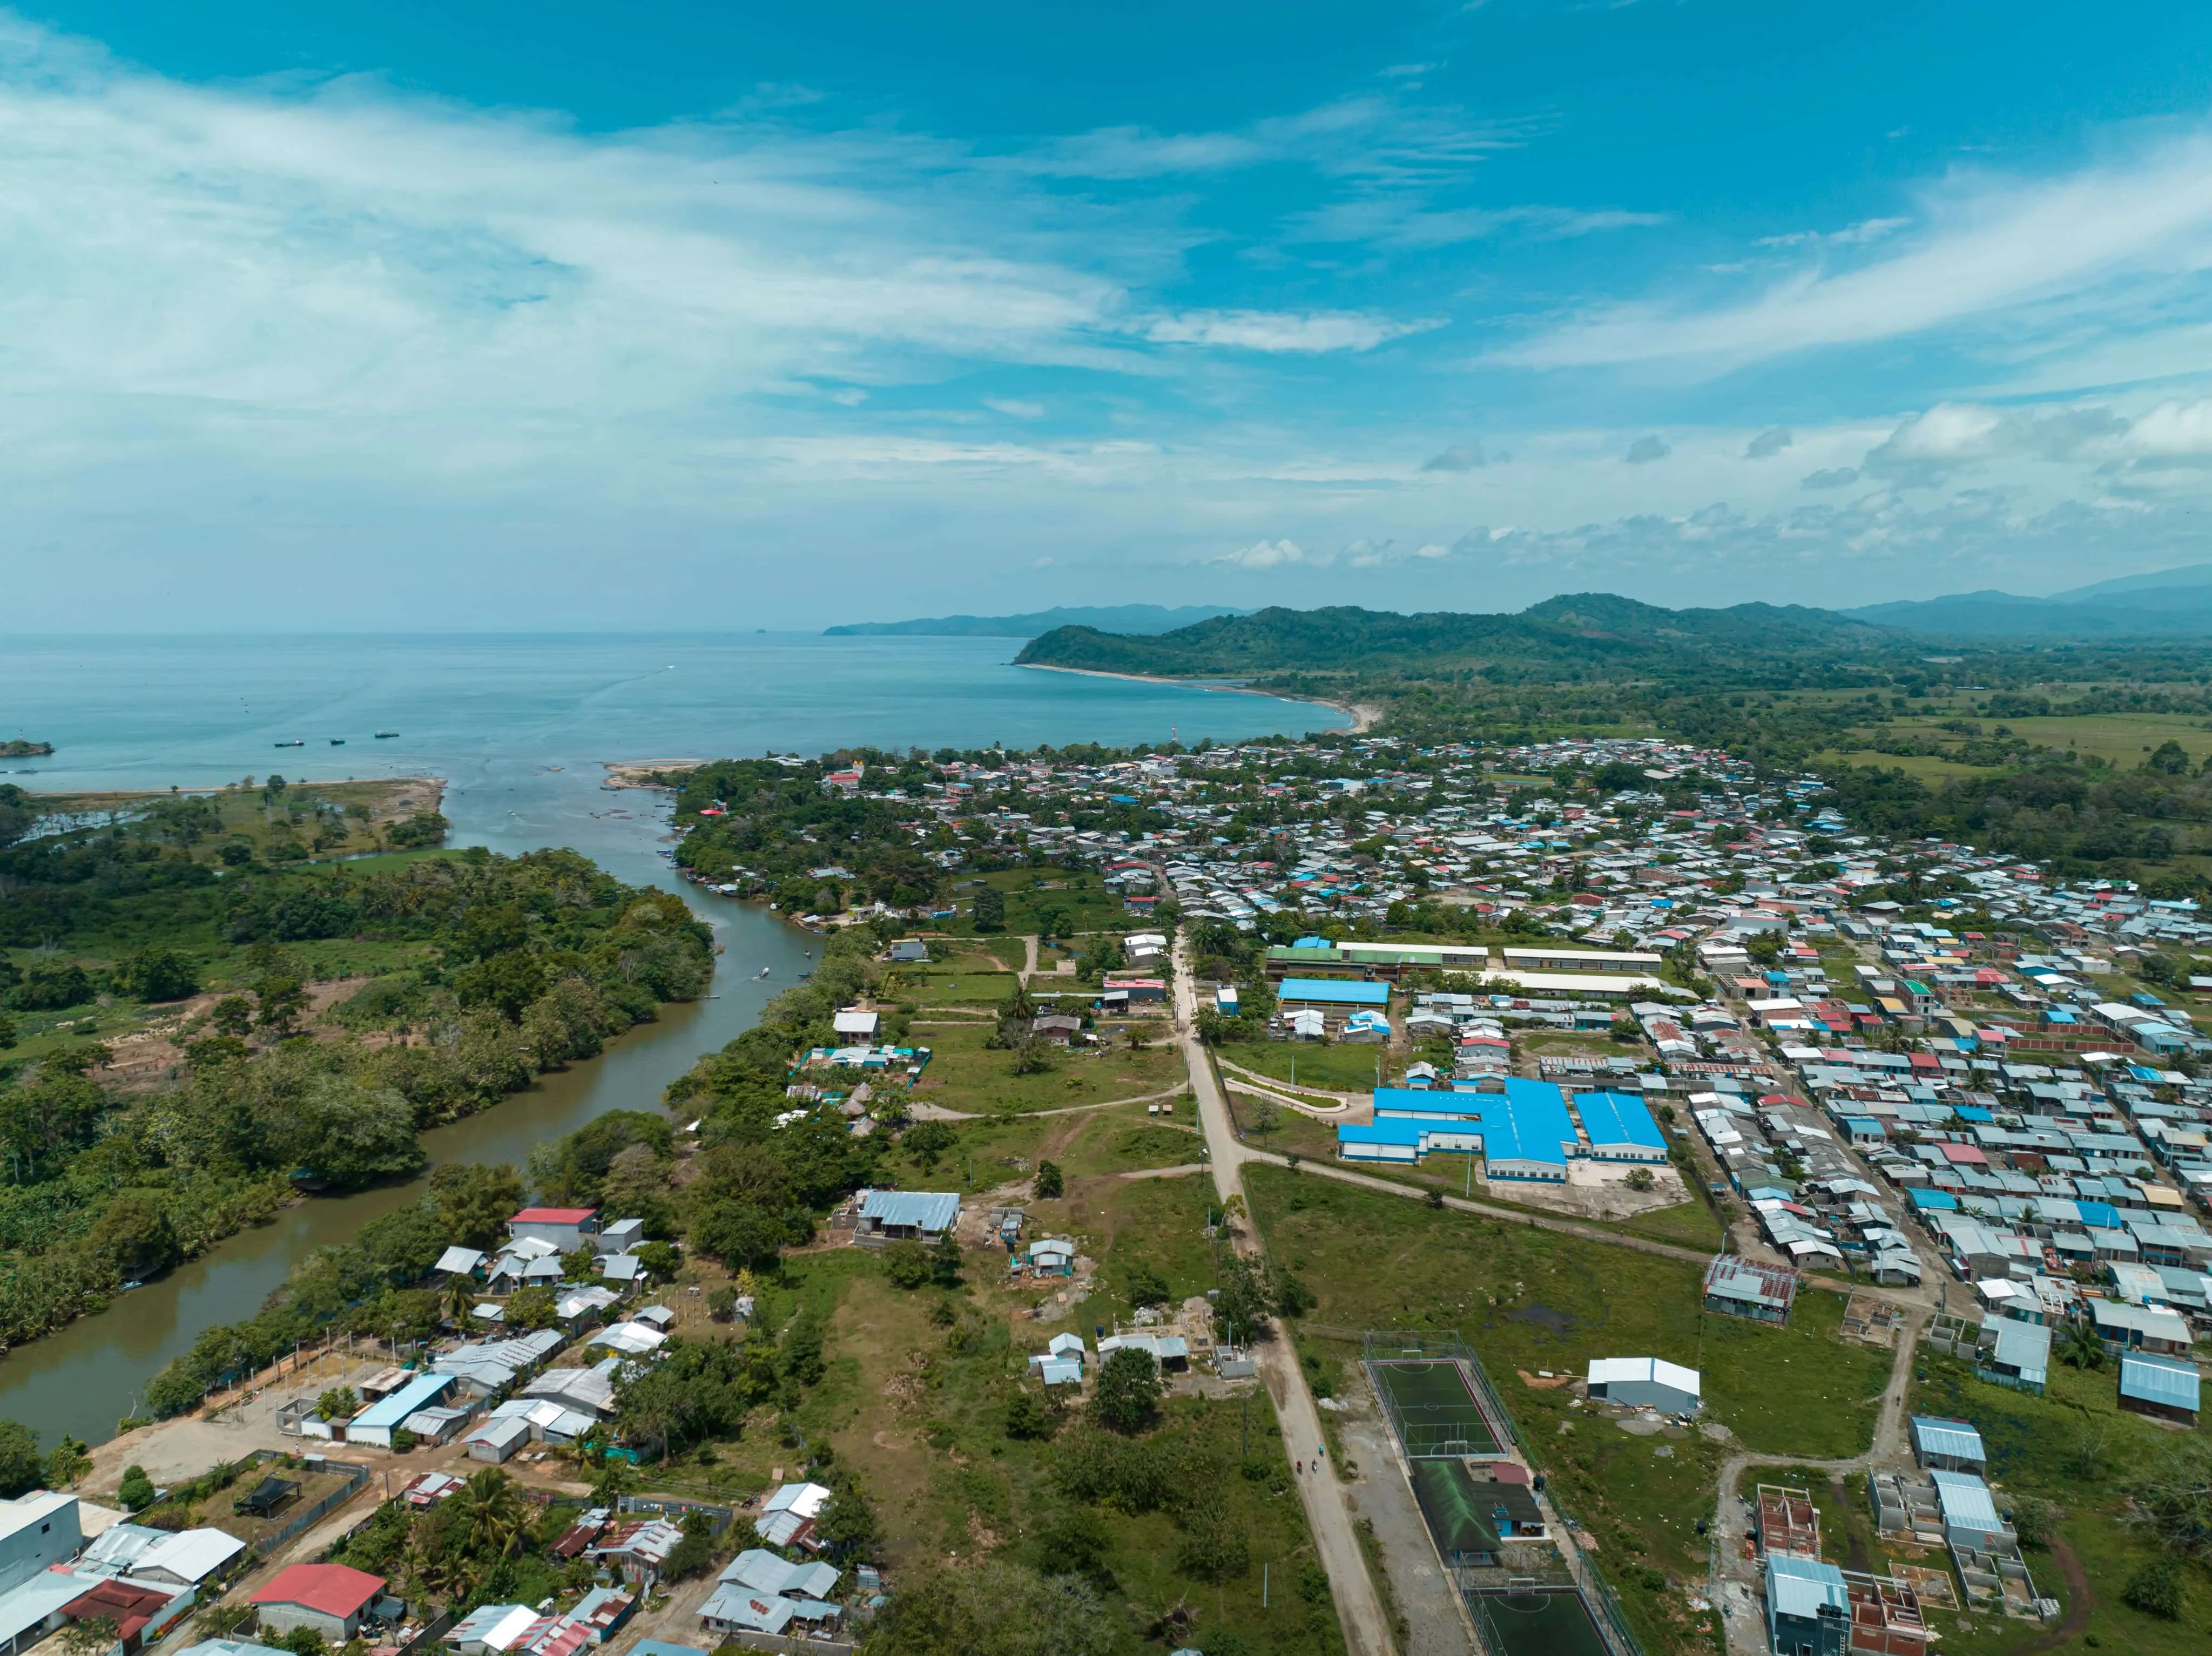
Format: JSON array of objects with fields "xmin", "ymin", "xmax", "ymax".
[{"xmin": 1014, "ymin": 596, "xmax": 1896, "ymax": 680}]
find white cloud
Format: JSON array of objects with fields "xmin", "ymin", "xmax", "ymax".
[
  {"xmin": 1756, "ymin": 217, "xmax": 1910, "ymax": 248},
  {"xmin": 1144, "ymin": 309, "xmax": 1440, "ymax": 352},
  {"xmin": 1624, "ymin": 435, "xmax": 1671, "ymax": 463},
  {"xmin": 984, "ymin": 397, "xmax": 1045, "ymax": 417},
  {"xmin": 2124, "ymin": 397, "xmax": 2212, "ymax": 457},
  {"xmin": 1213, "ymin": 537, "xmax": 1318, "ymax": 569},
  {"xmin": 1499, "ymin": 126, "xmax": 2212, "ymax": 372},
  {"xmin": 1744, "ymin": 426, "xmax": 1793, "ymax": 458}
]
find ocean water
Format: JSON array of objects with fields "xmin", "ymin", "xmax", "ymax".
[{"xmin": 0, "ymin": 633, "xmax": 1339, "ymax": 833}]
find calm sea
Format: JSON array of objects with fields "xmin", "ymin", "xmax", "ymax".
[{"xmin": 1, "ymin": 633, "xmax": 1341, "ymax": 865}]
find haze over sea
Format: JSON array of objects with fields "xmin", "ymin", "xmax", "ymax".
[{"xmin": 2, "ymin": 632, "xmax": 1345, "ymax": 851}]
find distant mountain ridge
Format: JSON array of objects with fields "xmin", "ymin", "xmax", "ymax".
[
  {"xmin": 1845, "ymin": 562, "xmax": 2212, "ymax": 636},
  {"xmin": 826, "ymin": 604, "xmax": 1248, "ymax": 638},
  {"xmin": 1015, "ymin": 594, "xmax": 1893, "ymax": 677}
]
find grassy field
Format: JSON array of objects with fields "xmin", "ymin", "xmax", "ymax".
[
  {"xmin": 1246, "ymin": 1166, "xmax": 1893, "ymax": 1656},
  {"xmin": 1218, "ymin": 1038, "xmax": 1393, "ymax": 1093},
  {"xmin": 902, "ymin": 1021, "xmax": 1186, "ymax": 1117},
  {"xmin": 941, "ymin": 869, "xmax": 1134, "ymax": 940}
]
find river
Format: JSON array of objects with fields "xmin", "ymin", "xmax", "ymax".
[{"xmin": 0, "ymin": 632, "xmax": 1340, "ymax": 1446}]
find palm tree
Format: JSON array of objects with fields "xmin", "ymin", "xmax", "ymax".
[
  {"xmin": 443, "ymin": 1273, "xmax": 475, "ymax": 1329},
  {"xmin": 450, "ymin": 1469, "xmax": 529, "ymax": 1562},
  {"xmin": 2057, "ymin": 1319, "xmax": 2106, "ymax": 1371}
]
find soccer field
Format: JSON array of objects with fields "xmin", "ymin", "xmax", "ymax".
[
  {"xmin": 1467, "ymin": 1589, "xmax": 1612, "ymax": 1656},
  {"xmin": 1367, "ymin": 1357, "xmax": 1505, "ymax": 1458}
]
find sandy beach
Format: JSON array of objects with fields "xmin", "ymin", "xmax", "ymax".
[{"xmin": 1015, "ymin": 661, "xmax": 1380, "ymax": 733}]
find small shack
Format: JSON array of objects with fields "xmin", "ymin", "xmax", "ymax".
[
  {"xmin": 1703, "ymin": 1256, "xmax": 1799, "ymax": 1326},
  {"xmin": 233, "ymin": 1477, "xmax": 301, "ymax": 1519},
  {"xmin": 2117, "ymin": 1353, "xmax": 2201, "ymax": 1427},
  {"xmin": 1908, "ymin": 1416, "xmax": 1987, "ymax": 1473}
]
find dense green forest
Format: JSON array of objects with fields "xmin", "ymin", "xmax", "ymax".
[{"xmin": 0, "ymin": 816, "xmax": 712, "ymax": 1354}]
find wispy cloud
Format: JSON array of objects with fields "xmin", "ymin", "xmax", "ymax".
[
  {"xmin": 1498, "ymin": 126, "xmax": 2212, "ymax": 373},
  {"xmin": 1143, "ymin": 309, "xmax": 1441, "ymax": 352}
]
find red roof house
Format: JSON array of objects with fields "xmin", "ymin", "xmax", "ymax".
[
  {"xmin": 62, "ymin": 1577, "xmax": 188, "ymax": 1654},
  {"xmin": 507, "ymin": 1208, "xmax": 601, "ymax": 1248},
  {"xmin": 250, "ymin": 1564, "xmax": 387, "ymax": 1640}
]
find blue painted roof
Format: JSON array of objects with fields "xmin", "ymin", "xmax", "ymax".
[
  {"xmin": 2119, "ymin": 1353, "xmax": 2201, "ymax": 1411},
  {"xmin": 1574, "ymin": 1091, "xmax": 1664, "ymax": 1151},
  {"xmin": 1908, "ymin": 1188, "xmax": 1960, "ymax": 1211},
  {"xmin": 860, "ymin": 1190, "xmax": 961, "ymax": 1230},
  {"xmin": 2077, "ymin": 1200, "xmax": 2122, "ymax": 1229},
  {"xmin": 1487, "ymin": 1079, "xmax": 1576, "ymax": 1170},
  {"xmin": 1337, "ymin": 1120, "xmax": 1431, "ymax": 1145},
  {"xmin": 1909, "ymin": 1416, "xmax": 1985, "ymax": 1463},
  {"xmin": 350, "ymin": 1371, "xmax": 457, "ymax": 1430},
  {"xmin": 1373, "ymin": 1087, "xmax": 1485, "ymax": 1118},
  {"xmin": 1278, "ymin": 977, "xmax": 1389, "ymax": 1006}
]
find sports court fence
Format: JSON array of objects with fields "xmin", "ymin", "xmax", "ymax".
[{"xmin": 1360, "ymin": 1330, "xmax": 1520, "ymax": 1460}]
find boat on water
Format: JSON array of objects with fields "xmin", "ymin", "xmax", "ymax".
[
  {"xmin": 374, "ymin": 730, "xmax": 400, "ymax": 739},
  {"xmin": 274, "ymin": 739, "xmax": 304, "ymax": 748},
  {"xmin": 756, "ymin": 966, "xmax": 771, "ymax": 979},
  {"xmin": 329, "ymin": 738, "xmax": 345, "ymax": 745}
]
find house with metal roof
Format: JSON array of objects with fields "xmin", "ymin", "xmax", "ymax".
[
  {"xmin": 345, "ymin": 1373, "xmax": 457, "ymax": 1449},
  {"xmin": 1703, "ymin": 1256, "xmax": 1799, "ymax": 1325},
  {"xmin": 1764, "ymin": 1556, "xmax": 1849, "ymax": 1656},
  {"xmin": 2087, "ymin": 1298, "xmax": 2194, "ymax": 1355},
  {"xmin": 2117, "ymin": 1353, "xmax": 2201, "ymax": 1427},
  {"xmin": 856, "ymin": 1190, "xmax": 961, "ymax": 1239},
  {"xmin": 754, "ymin": 1483, "xmax": 833, "ymax": 1551},
  {"xmin": 1975, "ymin": 1319, "xmax": 2050, "ymax": 1395},
  {"xmin": 1928, "ymin": 1471, "xmax": 2009, "ymax": 1549},
  {"xmin": 1908, "ymin": 1417, "xmax": 1986, "ymax": 1472}
]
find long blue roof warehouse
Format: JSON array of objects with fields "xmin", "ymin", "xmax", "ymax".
[
  {"xmin": 1340, "ymin": 1078, "xmax": 1579, "ymax": 1182},
  {"xmin": 1574, "ymin": 1091, "xmax": 1668, "ymax": 1164},
  {"xmin": 1277, "ymin": 978, "xmax": 1390, "ymax": 1007}
]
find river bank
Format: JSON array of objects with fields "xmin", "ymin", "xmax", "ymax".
[{"xmin": 1014, "ymin": 661, "xmax": 1377, "ymax": 733}]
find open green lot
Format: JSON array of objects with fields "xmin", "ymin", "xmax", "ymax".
[
  {"xmin": 1218, "ymin": 1038, "xmax": 1393, "ymax": 1093},
  {"xmin": 903, "ymin": 1020, "xmax": 1186, "ymax": 1117},
  {"xmin": 1247, "ymin": 1166, "xmax": 1892, "ymax": 1655},
  {"xmin": 941, "ymin": 868, "xmax": 1134, "ymax": 939}
]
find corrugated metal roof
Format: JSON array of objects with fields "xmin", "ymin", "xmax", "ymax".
[
  {"xmin": 858, "ymin": 1190, "xmax": 961, "ymax": 1231},
  {"xmin": 1930, "ymin": 1470, "xmax": 2003, "ymax": 1533},
  {"xmin": 1575, "ymin": 1091, "xmax": 1665, "ymax": 1151},
  {"xmin": 350, "ymin": 1371, "xmax": 455, "ymax": 1430},
  {"xmin": 1909, "ymin": 1416, "xmax": 1985, "ymax": 1464},
  {"xmin": 2119, "ymin": 1353, "xmax": 2201, "ymax": 1411},
  {"xmin": 1765, "ymin": 1554, "xmax": 1847, "ymax": 1620},
  {"xmin": 1277, "ymin": 977, "xmax": 1390, "ymax": 1006}
]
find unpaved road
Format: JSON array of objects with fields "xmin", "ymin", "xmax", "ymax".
[{"xmin": 1174, "ymin": 930, "xmax": 1398, "ymax": 1656}]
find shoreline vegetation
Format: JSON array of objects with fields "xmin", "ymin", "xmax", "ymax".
[
  {"xmin": 0, "ymin": 774, "xmax": 712, "ymax": 1363},
  {"xmin": 0, "ymin": 741, "xmax": 52, "ymax": 760},
  {"xmin": 1013, "ymin": 660, "xmax": 1379, "ymax": 733}
]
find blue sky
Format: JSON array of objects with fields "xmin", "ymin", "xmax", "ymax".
[{"xmin": 15, "ymin": 1, "xmax": 2212, "ymax": 628}]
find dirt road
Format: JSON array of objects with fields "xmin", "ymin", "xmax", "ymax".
[{"xmin": 1173, "ymin": 932, "xmax": 1399, "ymax": 1656}]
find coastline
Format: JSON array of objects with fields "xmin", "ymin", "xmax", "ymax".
[{"xmin": 1014, "ymin": 661, "xmax": 1380, "ymax": 734}]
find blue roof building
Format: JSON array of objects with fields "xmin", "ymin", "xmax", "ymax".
[
  {"xmin": 1908, "ymin": 1416, "xmax": 1986, "ymax": 1471},
  {"xmin": 2117, "ymin": 1353, "xmax": 2201, "ymax": 1425},
  {"xmin": 858, "ymin": 1191, "xmax": 961, "ymax": 1238},
  {"xmin": 1573, "ymin": 1091, "xmax": 1667, "ymax": 1164},
  {"xmin": 347, "ymin": 1373, "xmax": 457, "ymax": 1448},
  {"xmin": 1277, "ymin": 978, "xmax": 1390, "ymax": 1008}
]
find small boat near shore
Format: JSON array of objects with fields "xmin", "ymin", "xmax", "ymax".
[
  {"xmin": 756, "ymin": 966, "xmax": 771, "ymax": 979},
  {"xmin": 329, "ymin": 738, "xmax": 345, "ymax": 745},
  {"xmin": 274, "ymin": 739, "xmax": 304, "ymax": 748},
  {"xmin": 374, "ymin": 730, "xmax": 400, "ymax": 739}
]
